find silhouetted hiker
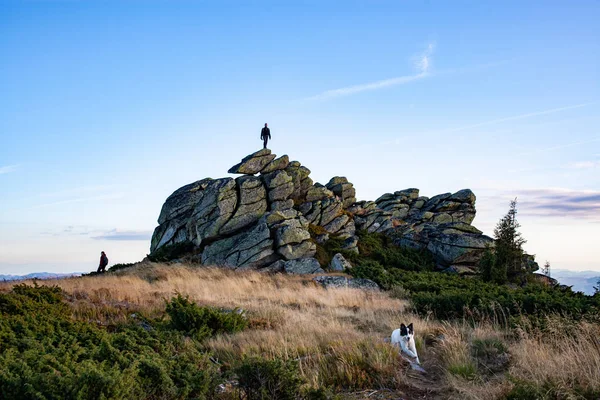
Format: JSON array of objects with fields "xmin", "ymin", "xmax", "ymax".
[
  {"xmin": 97, "ymin": 251, "xmax": 108, "ymax": 273},
  {"xmin": 260, "ymin": 123, "xmax": 271, "ymax": 149}
]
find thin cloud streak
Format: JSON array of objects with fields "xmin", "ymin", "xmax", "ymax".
[
  {"xmin": 306, "ymin": 42, "xmax": 435, "ymax": 101},
  {"xmin": 431, "ymin": 103, "xmax": 595, "ymax": 135},
  {"xmin": 0, "ymin": 165, "xmax": 18, "ymax": 175},
  {"xmin": 479, "ymin": 187, "xmax": 600, "ymax": 222},
  {"xmin": 569, "ymin": 160, "xmax": 600, "ymax": 169},
  {"xmin": 91, "ymin": 229, "xmax": 153, "ymax": 241},
  {"xmin": 518, "ymin": 136, "xmax": 600, "ymax": 156},
  {"xmin": 40, "ymin": 185, "xmax": 119, "ymax": 198},
  {"xmin": 30, "ymin": 193, "xmax": 125, "ymax": 209},
  {"xmin": 307, "ymin": 73, "xmax": 428, "ymax": 101}
]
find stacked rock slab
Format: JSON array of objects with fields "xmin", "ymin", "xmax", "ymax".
[
  {"xmin": 151, "ymin": 149, "xmax": 358, "ymax": 272},
  {"xmin": 151, "ymin": 148, "xmax": 494, "ymax": 275},
  {"xmin": 348, "ymin": 188, "xmax": 493, "ymax": 273},
  {"xmin": 326, "ymin": 177, "xmax": 356, "ymax": 209}
]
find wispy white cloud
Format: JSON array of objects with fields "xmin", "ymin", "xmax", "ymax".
[
  {"xmin": 306, "ymin": 42, "xmax": 435, "ymax": 101},
  {"xmin": 41, "ymin": 225, "xmax": 92, "ymax": 237},
  {"xmin": 0, "ymin": 165, "xmax": 18, "ymax": 175},
  {"xmin": 431, "ymin": 103, "xmax": 595, "ymax": 136},
  {"xmin": 516, "ymin": 188, "xmax": 600, "ymax": 221},
  {"xmin": 413, "ymin": 42, "xmax": 435, "ymax": 74},
  {"xmin": 308, "ymin": 74, "xmax": 428, "ymax": 100},
  {"xmin": 38, "ymin": 226, "xmax": 152, "ymax": 242},
  {"xmin": 91, "ymin": 229, "xmax": 153, "ymax": 241},
  {"xmin": 40, "ymin": 185, "xmax": 119, "ymax": 198},
  {"xmin": 31, "ymin": 193, "xmax": 125, "ymax": 209},
  {"xmin": 517, "ymin": 136, "xmax": 600, "ymax": 156},
  {"xmin": 569, "ymin": 160, "xmax": 600, "ymax": 169},
  {"xmin": 476, "ymin": 185, "xmax": 600, "ymax": 222}
]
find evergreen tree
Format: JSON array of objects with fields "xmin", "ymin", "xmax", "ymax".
[
  {"xmin": 541, "ymin": 261, "xmax": 551, "ymax": 277},
  {"xmin": 479, "ymin": 247, "xmax": 508, "ymax": 284},
  {"xmin": 493, "ymin": 198, "xmax": 526, "ymax": 281},
  {"xmin": 479, "ymin": 248, "xmax": 495, "ymax": 282}
]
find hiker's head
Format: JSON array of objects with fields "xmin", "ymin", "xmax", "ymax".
[
  {"xmin": 265, "ymin": 123, "xmax": 268, "ymax": 127},
  {"xmin": 101, "ymin": 251, "xmax": 105, "ymax": 255}
]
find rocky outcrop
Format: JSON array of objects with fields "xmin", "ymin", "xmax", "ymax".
[
  {"xmin": 283, "ymin": 258, "xmax": 324, "ymax": 274},
  {"xmin": 313, "ymin": 276, "xmax": 380, "ymax": 291},
  {"xmin": 201, "ymin": 221, "xmax": 275, "ymax": 269},
  {"xmin": 220, "ymin": 176, "xmax": 267, "ymax": 235},
  {"xmin": 151, "ymin": 149, "xmax": 360, "ymax": 273},
  {"xmin": 261, "ymin": 155, "xmax": 290, "ymax": 174},
  {"xmin": 151, "ymin": 178, "xmax": 238, "ymax": 252},
  {"xmin": 330, "ymin": 253, "xmax": 352, "ymax": 272},
  {"xmin": 228, "ymin": 149, "xmax": 276, "ymax": 175},
  {"xmin": 348, "ymin": 188, "xmax": 493, "ymax": 270},
  {"xmin": 151, "ymin": 148, "xmax": 494, "ymax": 274},
  {"xmin": 326, "ymin": 177, "xmax": 356, "ymax": 209}
]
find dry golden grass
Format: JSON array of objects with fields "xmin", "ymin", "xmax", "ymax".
[
  {"xmin": 2, "ymin": 263, "xmax": 599, "ymax": 399},
  {"xmin": 509, "ymin": 320, "xmax": 600, "ymax": 396}
]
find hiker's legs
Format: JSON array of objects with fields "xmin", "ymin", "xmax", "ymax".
[{"xmin": 263, "ymin": 137, "xmax": 268, "ymax": 149}]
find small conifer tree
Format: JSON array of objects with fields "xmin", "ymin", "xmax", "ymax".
[
  {"xmin": 541, "ymin": 261, "xmax": 551, "ymax": 277},
  {"xmin": 480, "ymin": 198, "xmax": 529, "ymax": 284},
  {"xmin": 494, "ymin": 198, "xmax": 526, "ymax": 281},
  {"xmin": 479, "ymin": 247, "xmax": 495, "ymax": 282}
]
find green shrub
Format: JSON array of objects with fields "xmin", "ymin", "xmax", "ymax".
[
  {"xmin": 388, "ymin": 285, "xmax": 411, "ymax": 300},
  {"xmin": 108, "ymin": 263, "xmax": 136, "ymax": 272},
  {"xmin": 311, "ymin": 229, "xmax": 435, "ymax": 271},
  {"xmin": 504, "ymin": 379, "xmax": 600, "ymax": 400},
  {"xmin": 472, "ymin": 338, "xmax": 507, "ymax": 358},
  {"xmin": 315, "ymin": 341, "xmax": 402, "ymax": 390},
  {"xmin": 355, "ymin": 230, "xmax": 435, "ymax": 272},
  {"xmin": 479, "ymin": 247, "xmax": 495, "ymax": 282},
  {"xmin": 0, "ymin": 285, "xmax": 220, "ymax": 400},
  {"xmin": 147, "ymin": 241, "xmax": 194, "ymax": 262},
  {"xmin": 311, "ymin": 235, "xmax": 355, "ymax": 268},
  {"xmin": 303, "ymin": 387, "xmax": 342, "ymax": 400},
  {"xmin": 165, "ymin": 294, "xmax": 247, "ymax": 340},
  {"xmin": 447, "ymin": 361, "xmax": 478, "ymax": 380},
  {"xmin": 234, "ymin": 357, "xmax": 304, "ymax": 400},
  {"xmin": 321, "ymin": 236, "xmax": 353, "ymax": 260},
  {"xmin": 351, "ymin": 264, "xmax": 600, "ymax": 321},
  {"xmin": 472, "ymin": 338, "xmax": 510, "ymax": 374},
  {"xmin": 12, "ymin": 282, "xmax": 63, "ymax": 304}
]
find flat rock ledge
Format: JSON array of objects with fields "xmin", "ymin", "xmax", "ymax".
[{"xmin": 313, "ymin": 276, "xmax": 380, "ymax": 291}]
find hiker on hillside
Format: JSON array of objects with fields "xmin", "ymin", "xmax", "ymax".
[
  {"xmin": 260, "ymin": 123, "xmax": 271, "ymax": 149},
  {"xmin": 97, "ymin": 251, "xmax": 108, "ymax": 273}
]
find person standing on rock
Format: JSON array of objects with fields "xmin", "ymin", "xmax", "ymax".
[
  {"xmin": 260, "ymin": 123, "xmax": 271, "ymax": 149},
  {"xmin": 97, "ymin": 251, "xmax": 108, "ymax": 273}
]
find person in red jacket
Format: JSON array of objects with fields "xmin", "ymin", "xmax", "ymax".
[{"xmin": 97, "ymin": 251, "xmax": 108, "ymax": 273}]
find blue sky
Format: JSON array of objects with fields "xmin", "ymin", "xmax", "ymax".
[{"xmin": 1, "ymin": 0, "xmax": 599, "ymax": 275}]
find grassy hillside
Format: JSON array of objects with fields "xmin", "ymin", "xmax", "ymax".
[{"xmin": 1, "ymin": 263, "xmax": 599, "ymax": 399}]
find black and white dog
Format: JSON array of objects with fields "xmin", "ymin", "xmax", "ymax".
[{"xmin": 391, "ymin": 323, "xmax": 420, "ymax": 364}]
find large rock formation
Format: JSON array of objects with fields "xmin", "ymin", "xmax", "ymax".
[
  {"xmin": 151, "ymin": 149, "xmax": 494, "ymax": 274},
  {"xmin": 348, "ymin": 188, "xmax": 494, "ymax": 274}
]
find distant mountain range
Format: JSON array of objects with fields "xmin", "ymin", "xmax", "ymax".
[
  {"xmin": 0, "ymin": 272, "xmax": 83, "ymax": 281},
  {"xmin": 551, "ymin": 269, "xmax": 599, "ymax": 295}
]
